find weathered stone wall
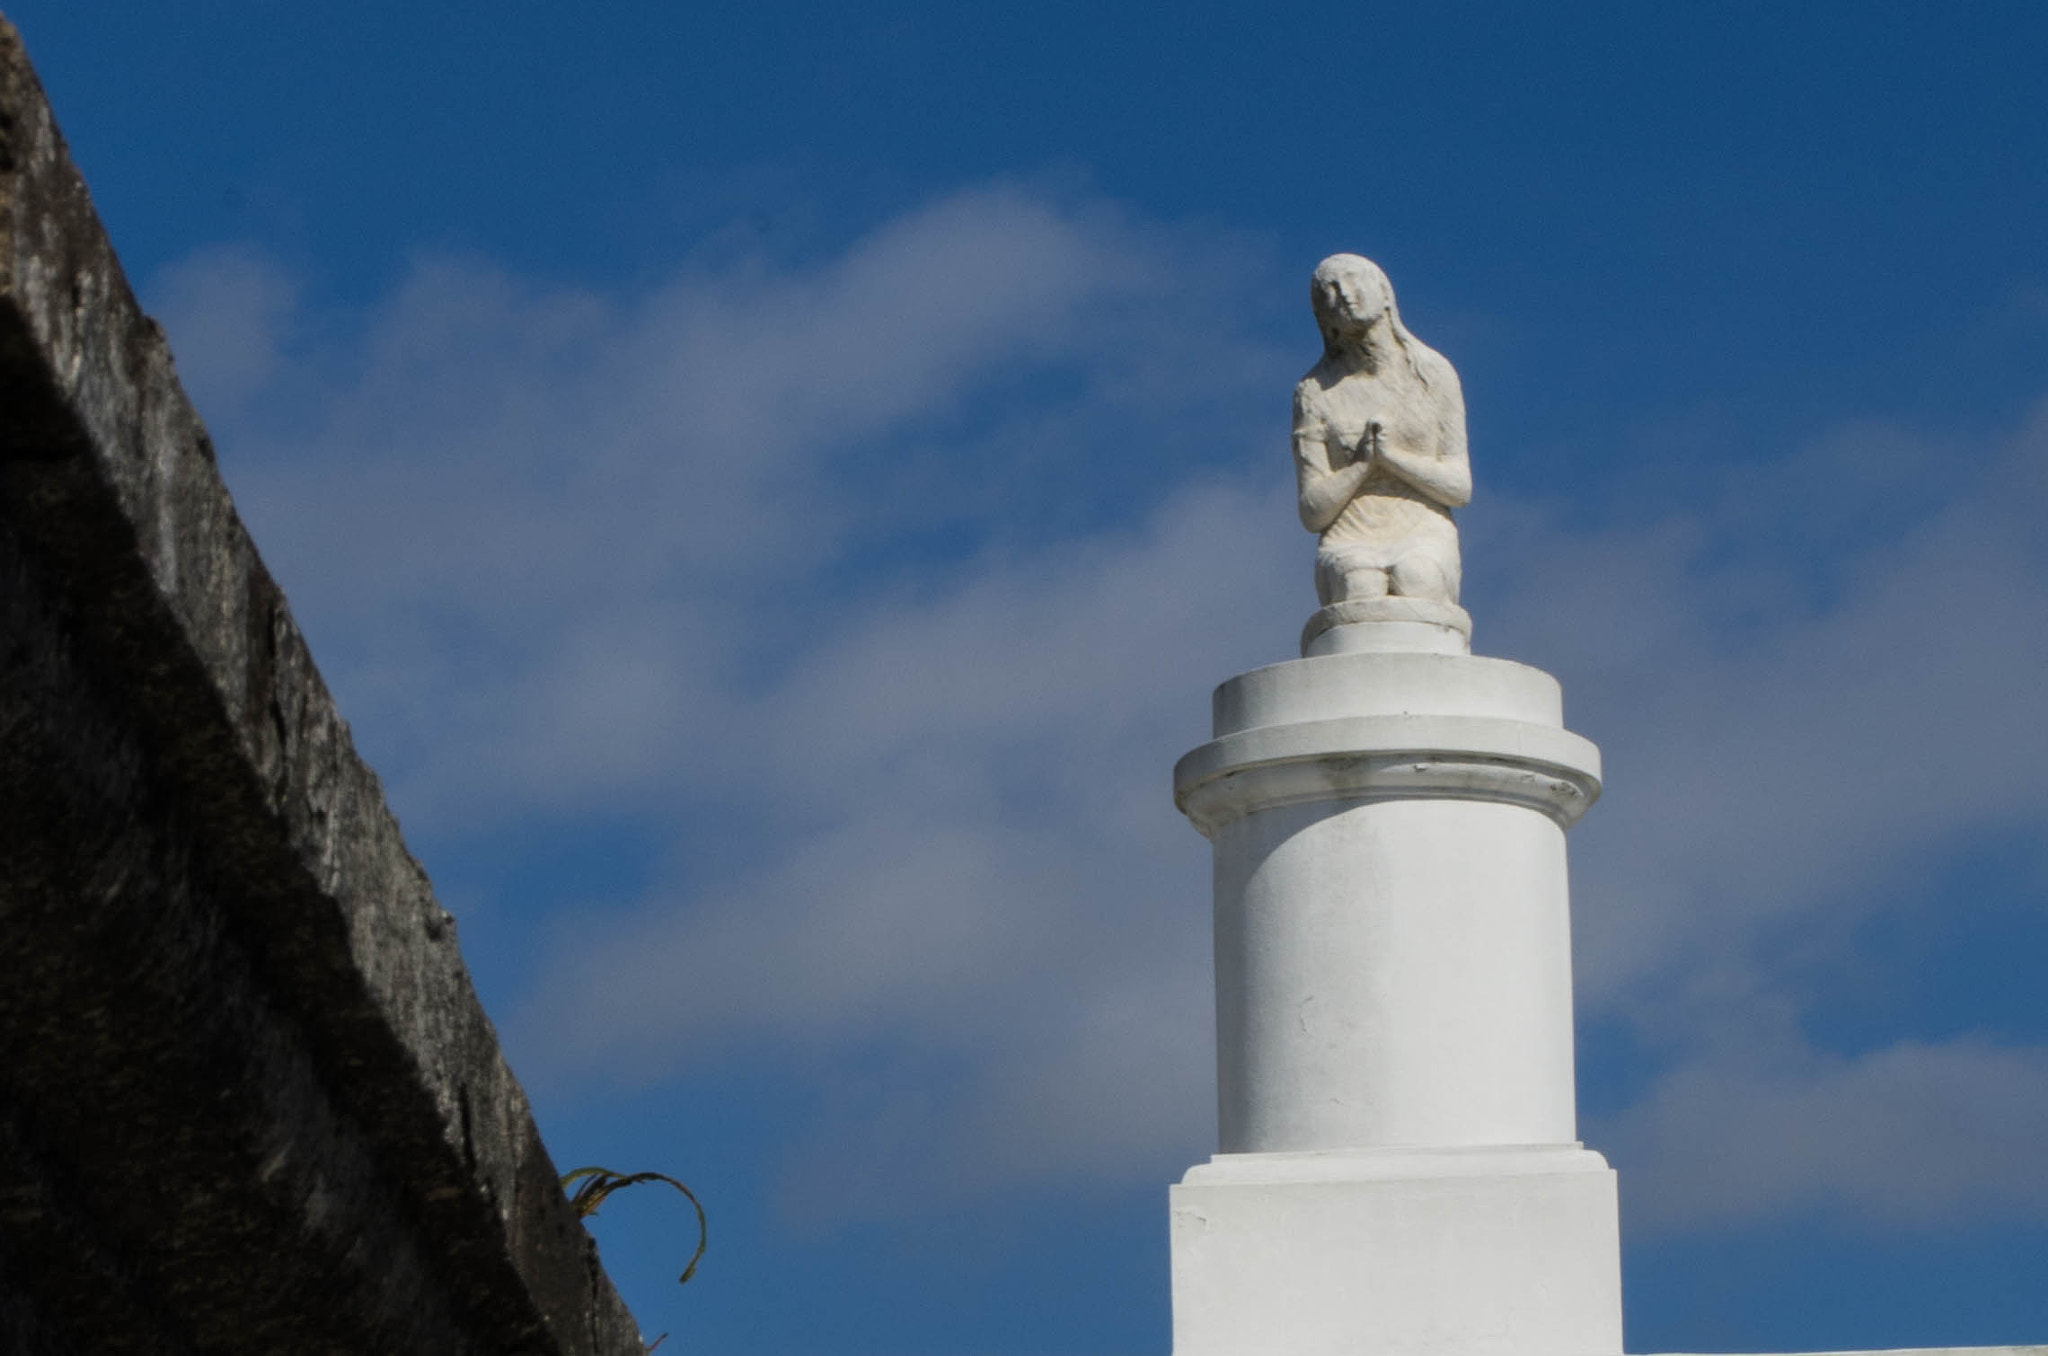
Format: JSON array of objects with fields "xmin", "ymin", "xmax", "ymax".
[{"xmin": 0, "ymin": 18, "xmax": 643, "ymax": 1354}]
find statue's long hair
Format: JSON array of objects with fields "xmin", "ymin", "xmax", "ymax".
[{"xmin": 1310, "ymin": 254, "xmax": 1439, "ymax": 391}]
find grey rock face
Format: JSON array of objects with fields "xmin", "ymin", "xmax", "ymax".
[{"xmin": 0, "ymin": 19, "xmax": 643, "ymax": 1355}]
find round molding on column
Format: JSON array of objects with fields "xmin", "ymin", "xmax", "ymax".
[{"xmin": 1174, "ymin": 714, "xmax": 1602, "ymax": 837}]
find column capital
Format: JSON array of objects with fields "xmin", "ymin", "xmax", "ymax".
[{"xmin": 1175, "ymin": 712, "xmax": 1602, "ymax": 836}]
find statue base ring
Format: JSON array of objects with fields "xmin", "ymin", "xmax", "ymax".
[{"xmin": 1301, "ymin": 597, "xmax": 1473, "ymax": 657}]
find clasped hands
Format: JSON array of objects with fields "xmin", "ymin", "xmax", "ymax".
[{"xmin": 1342, "ymin": 420, "xmax": 1384, "ymax": 470}]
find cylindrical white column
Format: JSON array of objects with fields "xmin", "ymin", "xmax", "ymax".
[{"xmin": 1174, "ymin": 650, "xmax": 1601, "ymax": 1155}]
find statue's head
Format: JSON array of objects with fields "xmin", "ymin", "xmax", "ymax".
[{"xmin": 1310, "ymin": 254, "xmax": 1397, "ymax": 354}]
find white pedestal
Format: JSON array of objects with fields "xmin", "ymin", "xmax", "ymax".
[
  {"xmin": 1170, "ymin": 632, "xmax": 1618, "ymax": 1356},
  {"xmin": 1171, "ymin": 1147, "xmax": 1621, "ymax": 1356}
]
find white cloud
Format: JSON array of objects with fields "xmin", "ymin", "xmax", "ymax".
[
  {"xmin": 1482, "ymin": 406, "xmax": 2048, "ymax": 1019},
  {"xmin": 512, "ymin": 474, "xmax": 1294, "ymax": 1215},
  {"xmin": 190, "ymin": 184, "xmax": 1286, "ymax": 821},
  {"xmin": 151, "ymin": 244, "xmax": 299, "ymax": 420},
  {"xmin": 1605, "ymin": 1039, "xmax": 2048, "ymax": 1232},
  {"xmin": 148, "ymin": 188, "xmax": 2048, "ymax": 1235}
]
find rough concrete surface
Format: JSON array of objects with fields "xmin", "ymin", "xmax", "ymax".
[{"xmin": 0, "ymin": 18, "xmax": 645, "ymax": 1355}]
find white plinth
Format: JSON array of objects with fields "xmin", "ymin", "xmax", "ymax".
[
  {"xmin": 1172, "ymin": 1147, "xmax": 1622, "ymax": 1356},
  {"xmin": 1171, "ymin": 637, "xmax": 1617, "ymax": 1356}
]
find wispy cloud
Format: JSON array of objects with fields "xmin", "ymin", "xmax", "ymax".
[
  {"xmin": 154, "ymin": 244, "xmax": 300, "ymax": 419},
  {"xmin": 1607, "ymin": 1039, "xmax": 2048, "ymax": 1231},
  {"xmin": 1486, "ymin": 405, "xmax": 2048, "ymax": 1025}
]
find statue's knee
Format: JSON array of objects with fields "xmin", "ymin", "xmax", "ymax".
[
  {"xmin": 1390, "ymin": 555, "xmax": 1453, "ymax": 602},
  {"xmin": 1320, "ymin": 557, "xmax": 1388, "ymax": 604}
]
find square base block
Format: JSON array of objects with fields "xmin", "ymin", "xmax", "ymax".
[{"xmin": 1170, "ymin": 1146, "xmax": 1622, "ymax": 1356}]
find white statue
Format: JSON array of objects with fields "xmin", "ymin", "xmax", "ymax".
[{"xmin": 1293, "ymin": 254, "xmax": 1472, "ymax": 651}]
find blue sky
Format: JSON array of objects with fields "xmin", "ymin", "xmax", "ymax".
[{"xmin": 11, "ymin": 3, "xmax": 2048, "ymax": 1352}]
